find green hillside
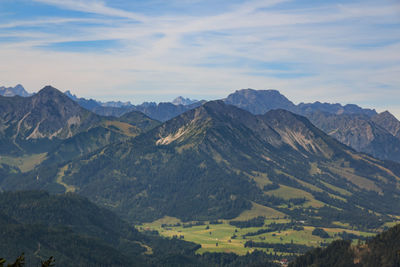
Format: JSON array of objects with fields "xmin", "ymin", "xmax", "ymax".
[{"xmin": 6, "ymin": 101, "xmax": 400, "ymax": 231}]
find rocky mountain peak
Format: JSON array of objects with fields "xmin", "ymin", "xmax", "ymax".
[
  {"xmin": 224, "ymin": 88, "xmax": 296, "ymax": 114},
  {"xmin": 372, "ymin": 111, "xmax": 400, "ymax": 139},
  {"xmin": 172, "ymin": 96, "xmax": 198, "ymax": 106},
  {"xmin": 0, "ymin": 84, "xmax": 31, "ymax": 97}
]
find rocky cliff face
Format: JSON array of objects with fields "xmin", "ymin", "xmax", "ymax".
[
  {"xmin": 0, "ymin": 86, "xmax": 159, "ymax": 158},
  {"xmin": 0, "ymin": 86, "xmax": 100, "ymax": 141},
  {"xmin": 372, "ymin": 111, "xmax": 400, "ymax": 139}
]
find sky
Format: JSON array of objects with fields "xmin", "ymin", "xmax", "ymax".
[{"xmin": 0, "ymin": 0, "xmax": 399, "ymax": 116}]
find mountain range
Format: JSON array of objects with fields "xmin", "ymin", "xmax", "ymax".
[
  {"xmin": 0, "ymin": 86, "xmax": 159, "ymax": 169},
  {"xmin": 6, "ymin": 85, "xmax": 400, "ymax": 163},
  {"xmin": 59, "ymin": 87, "xmax": 400, "ymax": 163},
  {"xmin": 64, "ymin": 89, "xmax": 203, "ymax": 120},
  {"xmin": 2, "ymin": 85, "xmax": 400, "ymax": 265},
  {"xmin": 223, "ymin": 89, "xmax": 400, "ymax": 162},
  {"xmin": 3, "ymin": 94, "xmax": 400, "ymax": 229}
]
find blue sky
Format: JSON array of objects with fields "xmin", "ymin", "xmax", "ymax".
[{"xmin": 0, "ymin": 0, "xmax": 399, "ymax": 116}]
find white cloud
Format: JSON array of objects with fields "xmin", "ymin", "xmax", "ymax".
[
  {"xmin": 33, "ymin": 0, "xmax": 148, "ymax": 21},
  {"xmin": 0, "ymin": 17, "xmax": 103, "ymax": 29},
  {"xmin": 1, "ymin": 0, "xmax": 399, "ymax": 118}
]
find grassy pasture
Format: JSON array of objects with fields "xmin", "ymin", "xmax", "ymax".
[
  {"xmin": 140, "ymin": 216, "xmax": 376, "ymax": 255},
  {"xmin": 0, "ymin": 153, "xmax": 47, "ymax": 172}
]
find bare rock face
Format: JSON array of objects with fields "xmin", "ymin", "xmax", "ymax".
[
  {"xmin": 372, "ymin": 111, "xmax": 400, "ymax": 139},
  {"xmin": 304, "ymin": 111, "xmax": 400, "ymax": 162},
  {"xmin": 172, "ymin": 96, "xmax": 198, "ymax": 106},
  {"xmin": 221, "ymin": 89, "xmax": 400, "ymax": 162},
  {"xmin": 0, "ymin": 86, "xmax": 100, "ymax": 141}
]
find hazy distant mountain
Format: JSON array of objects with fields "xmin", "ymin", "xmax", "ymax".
[
  {"xmin": 90, "ymin": 101, "xmax": 206, "ymax": 121},
  {"xmin": 172, "ymin": 96, "xmax": 199, "ymax": 106},
  {"xmin": 0, "ymin": 84, "xmax": 31, "ymax": 97},
  {"xmin": 132, "ymin": 101, "xmax": 205, "ymax": 122},
  {"xmin": 65, "ymin": 90, "xmax": 132, "ymax": 108},
  {"xmin": 64, "ymin": 90, "xmax": 101, "ymax": 110},
  {"xmin": 297, "ymin": 101, "xmax": 377, "ymax": 117},
  {"xmin": 15, "ymin": 101, "xmax": 400, "ymax": 228},
  {"xmin": 91, "ymin": 105, "xmax": 134, "ymax": 117},
  {"xmin": 224, "ymin": 89, "xmax": 297, "ymax": 114},
  {"xmin": 224, "ymin": 88, "xmax": 377, "ymax": 117},
  {"xmin": 65, "ymin": 91, "xmax": 205, "ymax": 121}
]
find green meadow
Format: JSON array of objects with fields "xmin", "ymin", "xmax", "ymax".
[{"xmin": 140, "ymin": 216, "xmax": 378, "ymax": 255}]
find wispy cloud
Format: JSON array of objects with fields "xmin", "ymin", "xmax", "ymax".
[
  {"xmin": 33, "ymin": 0, "xmax": 148, "ymax": 21},
  {"xmin": 0, "ymin": 0, "xmax": 399, "ymax": 117}
]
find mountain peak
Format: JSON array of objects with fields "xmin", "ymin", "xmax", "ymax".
[
  {"xmin": 35, "ymin": 86, "xmax": 74, "ymax": 104},
  {"xmin": 379, "ymin": 110, "xmax": 396, "ymax": 119},
  {"xmin": 39, "ymin": 85, "xmax": 62, "ymax": 94},
  {"xmin": 203, "ymin": 99, "xmax": 227, "ymax": 109},
  {"xmin": 0, "ymin": 84, "xmax": 31, "ymax": 97},
  {"xmin": 298, "ymin": 101, "xmax": 377, "ymax": 117},
  {"xmin": 172, "ymin": 96, "xmax": 198, "ymax": 106},
  {"xmin": 372, "ymin": 110, "xmax": 400, "ymax": 138},
  {"xmin": 224, "ymin": 88, "xmax": 296, "ymax": 114}
]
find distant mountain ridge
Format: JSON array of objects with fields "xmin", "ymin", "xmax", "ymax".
[
  {"xmin": 224, "ymin": 89, "xmax": 297, "ymax": 114},
  {"xmin": 63, "ymin": 90, "xmax": 205, "ymax": 121},
  {"xmin": 0, "ymin": 84, "xmax": 31, "ymax": 97},
  {"xmin": 172, "ymin": 96, "xmax": 198, "ymax": 106},
  {"xmin": 64, "ymin": 90, "xmax": 132, "ymax": 108},
  {"xmin": 224, "ymin": 89, "xmax": 378, "ymax": 117}
]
